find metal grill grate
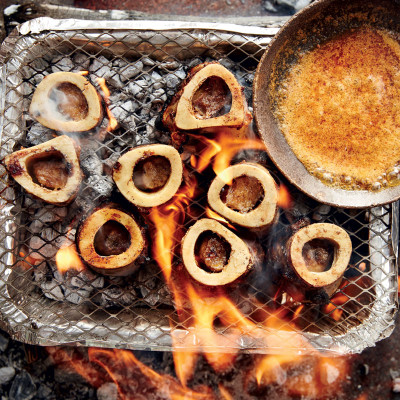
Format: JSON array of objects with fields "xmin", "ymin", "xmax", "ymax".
[{"xmin": 0, "ymin": 18, "xmax": 397, "ymax": 353}]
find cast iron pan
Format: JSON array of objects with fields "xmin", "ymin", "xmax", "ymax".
[{"xmin": 253, "ymin": 0, "xmax": 400, "ymax": 208}]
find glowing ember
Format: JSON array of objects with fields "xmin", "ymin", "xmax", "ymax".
[
  {"xmin": 96, "ymin": 77, "xmax": 118, "ymax": 131},
  {"xmin": 55, "ymin": 244, "xmax": 85, "ymax": 274}
]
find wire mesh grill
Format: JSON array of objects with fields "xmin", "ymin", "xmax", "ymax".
[{"xmin": 0, "ymin": 19, "xmax": 397, "ymax": 353}]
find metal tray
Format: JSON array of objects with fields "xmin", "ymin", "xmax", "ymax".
[{"xmin": 0, "ymin": 18, "xmax": 397, "ymax": 354}]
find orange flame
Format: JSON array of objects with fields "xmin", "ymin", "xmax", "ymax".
[
  {"xmin": 277, "ymin": 184, "xmax": 293, "ymax": 209},
  {"xmin": 96, "ymin": 77, "xmax": 118, "ymax": 132},
  {"xmin": 205, "ymin": 207, "xmax": 236, "ymax": 230},
  {"xmin": 55, "ymin": 244, "xmax": 85, "ymax": 274},
  {"xmin": 218, "ymin": 384, "xmax": 233, "ymax": 399},
  {"xmin": 190, "ymin": 131, "xmax": 266, "ymax": 176},
  {"xmin": 149, "ymin": 175, "xmax": 197, "ymax": 282},
  {"xmin": 78, "ymin": 70, "xmax": 89, "ymax": 76}
]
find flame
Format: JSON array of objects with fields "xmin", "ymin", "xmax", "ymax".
[
  {"xmin": 292, "ymin": 304, "xmax": 304, "ymax": 321},
  {"xmin": 78, "ymin": 70, "xmax": 89, "ymax": 76},
  {"xmin": 205, "ymin": 207, "xmax": 236, "ymax": 230},
  {"xmin": 49, "ymin": 347, "xmax": 212, "ymax": 400},
  {"xmin": 96, "ymin": 77, "xmax": 118, "ymax": 131},
  {"xmin": 218, "ymin": 384, "xmax": 233, "ymax": 399},
  {"xmin": 55, "ymin": 244, "xmax": 85, "ymax": 274},
  {"xmin": 277, "ymin": 184, "xmax": 293, "ymax": 209},
  {"xmin": 149, "ymin": 175, "xmax": 197, "ymax": 282},
  {"xmin": 190, "ymin": 130, "xmax": 266, "ymax": 176}
]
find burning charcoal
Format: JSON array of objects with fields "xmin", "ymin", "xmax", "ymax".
[
  {"xmin": 9, "ymin": 370, "xmax": 36, "ymax": 400},
  {"xmin": 219, "ymin": 58, "xmax": 235, "ymax": 69},
  {"xmin": 138, "ymin": 264, "xmax": 172, "ymax": 306},
  {"xmin": 152, "ymin": 88, "xmax": 167, "ymax": 103},
  {"xmin": 51, "ymin": 56, "xmax": 74, "ymax": 73},
  {"xmin": 29, "ymin": 219, "xmax": 44, "ymax": 234},
  {"xmin": 70, "ymin": 274, "xmax": 104, "ymax": 290},
  {"xmin": 90, "ymin": 57, "xmax": 123, "ymax": 89},
  {"xmin": 80, "ymin": 147, "xmax": 103, "ymax": 176},
  {"xmin": 63, "ymin": 288, "xmax": 91, "ymax": 305},
  {"xmin": 312, "ymin": 204, "xmax": 331, "ymax": 221},
  {"xmin": 121, "ymin": 61, "xmax": 144, "ymax": 81},
  {"xmin": 33, "ymin": 262, "xmax": 48, "ymax": 283},
  {"xmin": 146, "ymin": 116, "xmax": 158, "ymax": 138},
  {"xmin": 188, "ymin": 58, "xmax": 202, "ymax": 68},
  {"xmin": 160, "ymin": 60, "xmax": 180, "ymax": 70},
  {"xmin": 164, "ymin": 72, "xmax": 181, "ymax": 89},
  {"xmin": 72, "ymin": 52, "xmax": 91, "ymax": 70},
  {"xmin": 151, "ymin": 71, "xmax": 163, "ymax": 89},
  {"xmin": 263, "ymin": 0, "xmax": 278, "ymax": 11},
  {"xmin": 110, "ymin": 100, "xmax": 139, "ymax": 125},
  {"xmin": 141, "ymin": 56, "xmax": 155, "ymax": 66},
  {"xmin": 86, "ymin": 175, "xmax": 114, "ymax": 197},
  {"xmin": 97, "ymin": 382, "xmax": 118, "ymax": 400},
  {"xmin": 35, "ymin": 207, "xmax": 67, "ymax": 223},
  {"xmin": 29, "ymin": 235, "xmax": 57, "ymax": 260},
  {"xmin": 41, "ymin": 281, "xmax": 64, "ymax": 302},
  {"xmin": 0, "ymin": 366, "xmax": 15, "ymax": 385},
  {"xmin": 25, "ymin": 123, "xmax": 54, "ymax": 147},
  {"xmin": 100, "ymin": 285, "xmax": 137, "ymax": 307}
]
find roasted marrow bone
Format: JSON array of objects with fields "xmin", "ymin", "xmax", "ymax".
[
  {"xmin": 208, "ymin": 163, "xmax": 278, "ymax": 229},
  {"xmin": 5, "ymin": 135, "xmax": 82, "ymax": 205},
  {"xmin": 286, "ymin": 223, "xmax": 352, "ymax": 301},
  {"xmin": 163, "ymin": 62, "xmax": 250, "ymax": 132},
  {"xmin": 77, "ymin": 205, "xmax": 145, "ymax": 276},
  {"xmin": 29, "ymin": 72, "xmax": 102, "ymax": 132},
  {"xmin": 113, "ymin": 144, "xmax": 183, "ymax": 207},
  {"xmin": 182, "ymin": 218, "xmax": 253, "ymax": 286}
]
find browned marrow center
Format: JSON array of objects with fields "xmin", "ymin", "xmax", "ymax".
[
  {"xmin": 222, "ymin": 175, "xmax": 264, "ymax": 213},
  {"xmin": 77, "ymin": 204, "xmax": 145, "ymax": 276},
  {"xmin": 192, "ymin": 76, "xmax": 232, "ymax": 119},
  {"xmin": 208, "ymin": 163, "xmax": 277, "ymax": 229},
  {"xmin": 132, "ymin": 155, "xmax": 171, "ymax": 192},
  {"xmin": 302, "ymin": 238, "xmax": 335, "ymax": 273},
  {"xmin": 4, "ymin": 135, "xmax": 82, "ymax": 205},
  {"xmin": 113, "ymin": 144, "xmax": 183, "ymax": 207},
  {"xmin": 181, "ymin": 218, "xmax": 253, "ymax": 286},
  {"xmin": 49, "ymin": 82, "xmax": 89, "ymax": 121},
  {"xmin": 94, "ymin": 220, "xmax": 131, "ymax": 256},
  {"xmin": 195, "ymin": 231, "xmax": 231, "ymax": 273},
  {"xmin": 285, "ymin": 223, "xmax": 352, "ymax": 302},
  {"xmin": 27, "ymin": 152, "xmax": 69, "ymax": 190}
]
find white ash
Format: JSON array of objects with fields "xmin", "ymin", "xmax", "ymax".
[
  {"xmin": 98, "ymin": 285, "xmax": 138, "ymax": 308},
  {"xmin": 80, "ymin": 148, "xmax": 103, "ymax": 176},
  {"xmin": 86, "ymin": 174, "xmax": 114, "ymax": 197},
  {"xmin": 41, "ymin": 281, "xmax": 64, "ymax": 302},
  {"xmin": 25, "ymin": 123, "xmax": 54, "ymax": 146},
  {"xmin": 120, "ymin": 61, "xmax": 144, "ymax": 81},
  {"xmin": 0, "ymin": 367, "xmax": 15, "ymax": 385},
  {"xmin": 141, "ymin": 56, "xmax": 156, "ymax": 66},
  {"xmin": 51, "ymin": 56, "xmax": 74, "ymax": 73},
  {"xmin": 138, "ymin": 264, "xmax": 172, "ymax": 306},
  {"xmin": 29, "ymin": 235, "xmax": 58, "ymax": 260},
  {"xmin": 36, "ymin": 207, "xmax": 67, "ymax": 223},
  {"xmin": 159, "ymin": 60, "xmax": 180, "ymax": 70},
  {"xmin": 63, "ymin": 288, "xmax": 91, "ymax": 305},
  {"xmin": 97, "ymin": 382, "xmax": 118, "ymax": 400},
  {"xmin": 72, "ymin": 52, "xmax": 91, "ymax": 70}
]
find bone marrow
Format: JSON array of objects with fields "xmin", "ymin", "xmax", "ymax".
[
  {"xmin": 113, "ymin": 144, "xmax": 183, "ymax": 207},
  {"xmin": 5, "ymin": 135, "xmax": 82, "ymax": 205},
  {"xmin": 76, "ymin": 204, "xmax": 145, "ymax": 276},
  {"xmin": 163, "ymin": 62, "xmax": 251, "ymax": 132},
  {"xmin": 208, "ymin": 163, "xmax": 278, "ymax": 229},
  {"xmin": 181, "ymin": 218, "xmax": 253, "ymax": 286},
  {"xmin": 286, "ymin": 223, "xmax": 352, "ymax": 302},
  {"xmin": 29, "ymin": 72, "xmax": 102, "ymax": 132}
]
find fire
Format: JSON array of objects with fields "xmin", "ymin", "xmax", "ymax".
[
  {"xmin": 55, "ymin": 244, "xmax": 85, "ymax": 274},
  {"xmin": 78, "ymin": 70, "xmax": 89, "ymax": 76},
  {"xmin": 189, "ymin": 130, "xmax": 266, "ymax": 176},
  {"xmin": 49, "ymin": 347, "xmax": 212, "ymax": 400},
  {"xmin": 277, "ymin": 184, "xmax": 293, "ymax": 209},
  {"xmin": 205, "ymin": 207, "xmax": 236, "ymax": 230},
  {"xmin": 96, "ymin": 77, "xmax": 118, "ymax": 131},
  {"xmin": 149, "ymin": 175, "xmax": 197, "ymax": 282}
]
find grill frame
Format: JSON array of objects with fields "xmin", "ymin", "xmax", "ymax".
[{"xmin": 0, "ymin": 18, "xmax": 398, "ymax": 354}]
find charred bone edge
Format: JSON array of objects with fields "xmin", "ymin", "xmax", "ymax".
[
  {"xmin": 181, "ymin": 218, "xmax": 253, "ymax": 286},
  {"xmin": 286, "ymin": 223, "xmax": 352, "ymax": 299},
  {"xmin": 207, "ymin": 162, "xmax": 278, "ymax": 229},
  {"xmin": 163, "ymin": 62, "xmax": 251, "ymax": 132},
  {"xmin": 5, "ymin": 135, "xmax": 82, "ymax": 206},
  {"xmin": 76, "ymin": 204, "xmax": 145, "ymax": 276},
  {"xmin": 29, "ymin": 72, "xmax": 103, "ymax": 132},
  {"xmin": 113, "ymin": 144, "xmax": 183, "ymax": 207}
]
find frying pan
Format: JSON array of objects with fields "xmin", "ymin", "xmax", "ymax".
[{"xmin": 253, "ymin": 0, "xmax": 400, "ymax": 208}]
